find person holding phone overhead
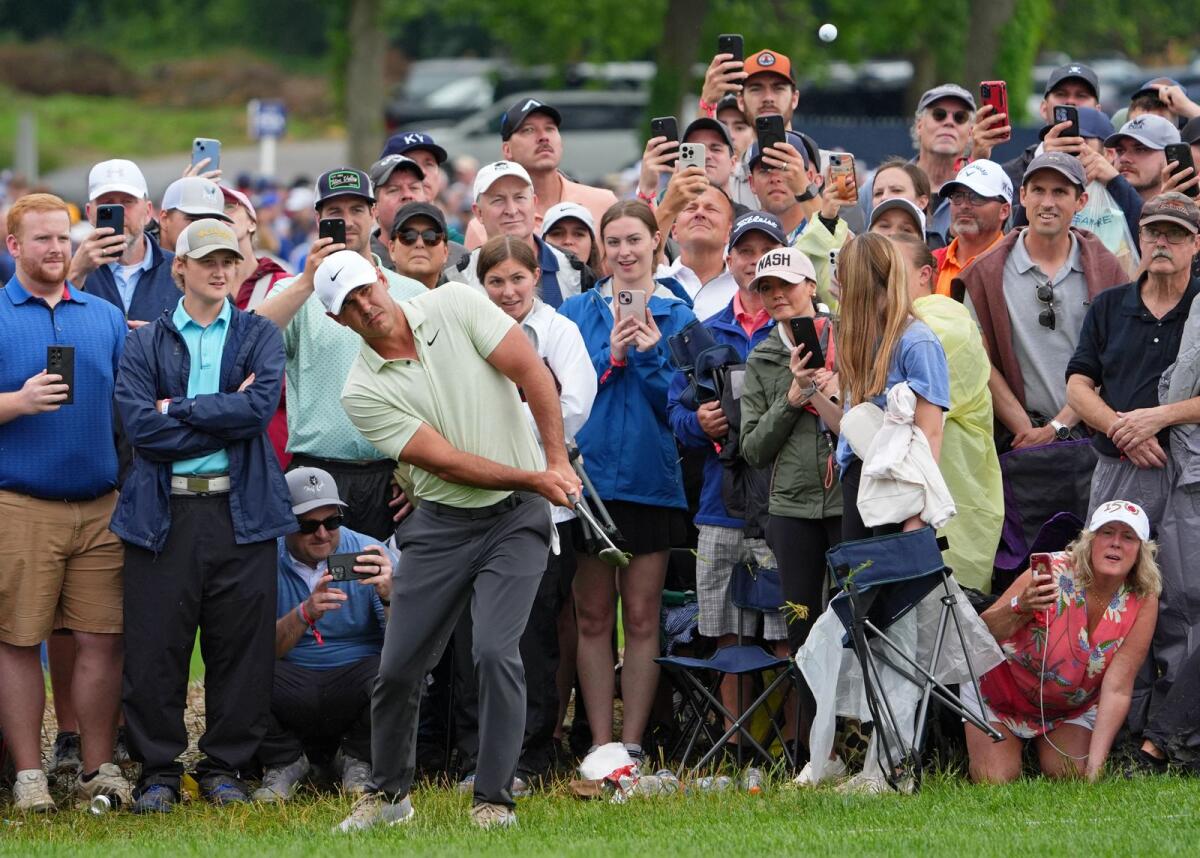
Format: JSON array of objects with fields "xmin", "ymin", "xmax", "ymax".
[
  {"xmin": 558, "ymin": 200, "xmax": 697, "ymax": 762},
  {"xmin": 739, "ymin": 245, "xmax": 842, "ymax": 652}
]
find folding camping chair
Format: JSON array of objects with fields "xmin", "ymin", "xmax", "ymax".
[
  {"xmin": 826, "ymin": 527, "xmax": 1002, "ymax": 791},
  {"xmin": 656, "ymin": 560, "xmax": 800, "ymax": 776}
]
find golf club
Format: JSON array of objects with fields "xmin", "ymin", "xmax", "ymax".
[{"xmin": 568, "ymin": 493, "xmax": 629, "ymax": 568}]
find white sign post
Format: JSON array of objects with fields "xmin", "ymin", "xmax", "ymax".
[{"xmin": 247, "ymin": 99, "xmax": 288, "ymax": 178}]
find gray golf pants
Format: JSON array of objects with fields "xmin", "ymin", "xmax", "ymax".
[{"xmin": 369, "ymin": 492, "xmax": 551, "ymax": 806}]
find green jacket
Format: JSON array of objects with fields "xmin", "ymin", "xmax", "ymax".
[{"xmin": 740, "ymin": 331, "xmax": 843, "ymax": 520}]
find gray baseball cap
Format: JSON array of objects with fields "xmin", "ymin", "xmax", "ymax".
[
  {"xmin": 285, "ymin": 467, "xmax": 349, "ymax": 516},
  {"xmin": 369, "ymin": 154, "xmax": 425, "ymax": 187},
  {"xmin": 1103, "ymin": 114, "xmax": 1182, "ymax": 151},
  {"xmin": 918, "ymin": 84, "xmax": 976, "ymax": 113},
  {"xmin": 1022, "ymin": 151, "xmax": 1086, "ymax": 189},
  {"xmin": 161, "ymin": 177, "xmax": 231, "ymax": 220}
]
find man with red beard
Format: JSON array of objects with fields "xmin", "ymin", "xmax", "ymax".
[{"xmin": 0, "ymin": 193, "xmax": 129, "ymax": 813}]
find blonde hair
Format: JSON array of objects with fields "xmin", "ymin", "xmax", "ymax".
[
  {"xmin": 1065, "ymin": 530, "xmax": 1162, "ymax": 599},
  {"xmin": 835, "ymin": 232, "xmax": 919, "ymax": 406},
  {"xmin": 7, "ymin": 193, "xmax": 70, "ymax": 239}
]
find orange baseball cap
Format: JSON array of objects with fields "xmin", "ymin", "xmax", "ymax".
[{"xmin": 743, "ymin": 49, "xmax": 795, "ymax": 85}]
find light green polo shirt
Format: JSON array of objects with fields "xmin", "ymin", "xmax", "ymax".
[
  {"xmin": 269, "ymin": 255, "xmax": 425, "ymax": 461},
  {"xmin": 340, "ymin": 281, "xmax": 545, "ymax": 508},
  {"xmin": 171, "ymin": 296, "xmax": 232, "ymax": 476}
]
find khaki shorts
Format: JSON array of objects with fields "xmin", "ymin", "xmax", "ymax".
[{"xmin": 0, "ymin": 489, "xmax": 124, "ymax": 646}]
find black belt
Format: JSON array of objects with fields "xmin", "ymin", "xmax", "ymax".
[
  {"xmin": 290, "ymin": 453, "xmax": 393, "ymax": 470},
  {"xmin": 421, "ymin": 492, "xmax": 534, "ymax": 520}
]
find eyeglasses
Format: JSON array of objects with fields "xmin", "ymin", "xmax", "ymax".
[
  {"xmin": 1036, "ymin": 283, "xmax": 1056, "ymax": 330},
  {"xmin": 1140, "ymin": 225, "xmax": 1191, "ymax": 245},
  {"xmin": 393, "ymin": 228, "xmax": 445, "ymax": 246},
  {"xmin": 296, "ymin": 514, "xmax": 344, "ymax": 534},
  {"xmin": 947, "ymin": 190, "xmax": 1000, "ymax": 207},
  {"xmin": 929, "ymin": 107, "xmax": 971, "ymax": 125}
]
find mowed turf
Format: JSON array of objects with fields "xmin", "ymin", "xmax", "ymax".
[{"xmin": 3, "ymin": 774, "xmax": 1197, "ymax": 857}]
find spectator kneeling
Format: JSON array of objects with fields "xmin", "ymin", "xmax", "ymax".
[{"xmin": 964, "ymin": 502, "xmax": 1160, "ymax": 783}]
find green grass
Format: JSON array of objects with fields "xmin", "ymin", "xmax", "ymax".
[
  {"xmin": 0, "ymin": 89, "xmax": 337, "ymax": 174},
  {"xmin": 2, "ymin": 775, "xmax": 1198, "ymax": 856}
]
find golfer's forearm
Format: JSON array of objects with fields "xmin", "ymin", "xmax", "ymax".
[
  {"xmin": 524, "ymin": 375, "xmax": 570, "ymax": 466},
  {"xmin": 421, "ymin": 449, "xmax": 539, "ymax": 493}
]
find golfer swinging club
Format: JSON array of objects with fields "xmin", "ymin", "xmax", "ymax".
[{"xmin": 313, "ymin": 251, "xmax": 579, "ymax": 831}]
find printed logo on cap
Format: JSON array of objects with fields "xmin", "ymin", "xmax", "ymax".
[
  {"xmin": 1127, "ymin": 118, "xmax": 1148, "ymax": 131},
  {"xmin": 756, "ymin": 51, "xmax": 776, "ymax": 67},
  {"xmin": 305, "ymin": 474, "xmax": 322, "ymax": 493},
  {"xmin": 327, "ymin": 170, "xmax": 363, "ymax": 191},
  {"xmin": 757, "ymin": 249, "xmax": 791, "ymax": 270},
  {"xmin": 402, "ymin": 133, "xmax": 427, "ymax": 145},
  {"xmin": 522, "ymin": 99, "xmax": 543, "ymax": 112},
  {"xmin": 1068, "ymin": 65, "xmax": 1082, "ymax": 74},
  {"xmin": 736, "ymin": 214, "xmax": 779, "ymax": 230},
  {"xmin": 193, "ymin": 224, "xmax": 230, "ymax": 241}
]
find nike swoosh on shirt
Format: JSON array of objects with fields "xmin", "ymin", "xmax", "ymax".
[{"xmin": 426, "ymin": 330, "xmax": 440, "ymax": 347}]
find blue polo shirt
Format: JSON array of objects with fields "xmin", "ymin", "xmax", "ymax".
[
  {"xmin": 171, "ymin": 296, "xmax": 232, "ymax": 476},
  {"xmin": 275, "ymin": 527, "xmax": 392, "ymax": 670},
  {"xmin": 0, "ymin": 276, "xmax": 125, "ymax": 499}
]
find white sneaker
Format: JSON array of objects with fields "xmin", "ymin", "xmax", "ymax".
[
  {"xmin": 470, "ymin": 801, "xmax": 517, "ymax": 829},
  {"xmin": 74, "ymin": 762, "xmax": 133, "ymax": 808},
  {"xmin": 792, "ymin": 755, "xmax": 847, "ymax": 787},
  {"xmin": 14, "ymin": 769, "xmax": 56, "ymax": 813},
  {"xmin": 334, "ymin": 792, "xmax": 414, "ymax": 833}
]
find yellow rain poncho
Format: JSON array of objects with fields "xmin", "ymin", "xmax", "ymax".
[{"xmin": 913, "ymin": 294, "xmax": 1003, "ymax": 592}]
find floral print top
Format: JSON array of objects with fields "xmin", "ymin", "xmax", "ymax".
[{"xmin": 978, "ymin": 551, "xmax": 1143, "ymax": 737}]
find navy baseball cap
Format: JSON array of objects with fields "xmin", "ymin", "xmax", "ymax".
[
  {"xmin": 748, "ymin": 131, "xmax": 811, "ymax": 171},
  {"xmin": 1131, "ymin": 77, "xmax": 1182, "ymax": 103},
  {"xmin": 391, "ymin": 201, "xmax": 448, "ymax": 237},
  {"xmin": 314, "ymin": 168, "xmax": 374, "ymax": 208},
  {"xmin": 1044, "ymin": 63, "xmax": 1100, "ymax": 99},
  {"xmin": 728, "ymin": 211, "xmax": 787, "ymax": 248},
  {"xmin": 381, "ymin": 131, "xmax": 449, "ymax": 165},
  {"xmin": 1038, "ymin": 106, "xmax": 1114, "ymax": 141},
  {"xmin": 500, "ymin": 97, "xmax": 562, "ymax": 141}
]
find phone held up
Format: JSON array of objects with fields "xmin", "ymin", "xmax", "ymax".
[
  {"xmin": 319, "ymin": 218, "xmax": 347, "ymax": 246},
  {"xmin": 979, "ymin": 81, "xmax": 1011, "ymax": 142},
  {"xmin": 192, "ymin": 137, "xmax": 221, "ymax": 172},
  {"xmin": 616, "ymin": 289, "xmax": 647, "ymax": 325},
  {"xmin": 788, "ymin": 317, "xmax": 825, "ymax": 370},
  {"xmin": 755, "ymin": 115, "xmax": 786, "ymax": 160},
  {"xmin": 1164, "ymin": 143, "xmax": 1199, "ymax": 198},
  {"xmin": 650, "ymin": 116, "xmax": 680, "ymax": 168},
  {"xmin": 1052, "ymin": 105, "xmax": 1080, "ymax": 140},
  {"xmin": 717, "ymin": 33, "xmax": 744, "ymax": 63},
  {"xmin": 678, "ymin": 142, "xmax": 707, "ymax": 173},
  {"xmin": 827, "ymin": 153, "xmax": 857, "ymax": 203},
  {"xmin": 95, "ymin": 204, "xmax": 125, "ymax": 258},
  {"xmin": 327, "ymin": 551, "xmax": 372, "ymax": 583}
]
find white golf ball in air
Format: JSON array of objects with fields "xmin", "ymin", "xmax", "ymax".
[{"xmin": 819, "ymin": 23, "xmax": 838, "ymax": 42}]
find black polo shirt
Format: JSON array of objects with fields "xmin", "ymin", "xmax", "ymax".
[{"xmin": 1067, "ymin": 275, "xmax": 1200, "ymax": 458}]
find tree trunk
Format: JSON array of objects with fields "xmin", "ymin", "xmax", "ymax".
[
  {"xmin": 346, "ymin": 0, "xmax": 386, "ymax": 170},
  {"xmin": 963, "ymin": 0, "xmax": 1018, "ymax": 88},
  {"xmin": 646, "ymin": 0, "xmax": 710, "ymax": 136}
]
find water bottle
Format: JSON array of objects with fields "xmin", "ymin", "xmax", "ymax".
[
  {"xmin": 743, "ymin": 767, "xmax": 765, "ymax": 794},
  {"xmin": 696, "ymin": 775, "xmax": 734, "ymax": 792},
  {"xmin": 633, "ymin": 770, "xmax": 682, "ymax": 796}
]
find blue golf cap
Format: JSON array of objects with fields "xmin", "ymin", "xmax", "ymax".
[{"xmin": 381, "ymin": 131, "xmax": 448, "ymax": 165}]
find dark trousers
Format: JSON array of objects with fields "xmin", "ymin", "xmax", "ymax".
[
  {"xmin": 288, "ymin": 454, "xmax": 395, "ymax": 541},
  {"xmin": 840, "ymin": 458, "xmax": 904, "ymax": 543},
  {"xmin": 370, "ymin": 495, "xmax": 550, "ymax": 807},
  {"xmin": 122, "ymin": 495, "xmax": 276, "ymax": 789},
  {"xmin": 454, "ymin": 522, "xmax": 576, "ymax": 779},
  {"xmin": 258, "ymin": 656, "xmax": 378, "ymax": 767},
  {"xmin": 766, "ymin": 514, "xmax": 842, "ymax": 653},
  {"xmin": 1144, "ymin": 641, "xmax": 1200, "ymax": 770}
]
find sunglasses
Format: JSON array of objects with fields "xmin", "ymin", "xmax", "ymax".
[
  {"xmin": 929, "ymin": 107, "xmax": 971, "ymax": 125},
  {"xmin": 948, "ymin": 190, "xmax": 1001, "ymax": 207},
  {"xmin": 393, "ymin": 228, "xmax": 445, "ymax": 246},
  {"xmin": 1036, "ymin": 283, "xmax": 1056, "ymax": 330},
  {"xmin": 296, "ymin": 514, "xmax": 344, "ymax": 534}
]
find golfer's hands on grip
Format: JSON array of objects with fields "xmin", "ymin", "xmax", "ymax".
[{"xmin": 534, "ymin": 460, "xmax": 581, "ymax": 509}]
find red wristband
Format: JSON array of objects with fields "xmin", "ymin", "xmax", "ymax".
[
  {"xmin": 299, "ymin": 602, "xmax": 325, "ymax": 645},
  {"xmin": 698, "ymin": 98, "xmax": 717, "ymax": 117}
]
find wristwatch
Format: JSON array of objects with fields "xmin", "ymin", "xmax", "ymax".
[{"xmin": 1050, "ymin": 419, "xmax": 1070, "ymax": 441}]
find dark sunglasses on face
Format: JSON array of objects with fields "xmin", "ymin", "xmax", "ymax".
[
  {"xmin": 393, "ymin": 228, "xmax": 445, "ymax": 246},
  {"xmin": 297, "ymin": 514, "xmax": 344, "ymax": 534},
  {"xmin": 1036, "ymin": 283, "xmax": 1056, "ymax": 330},
  {"xmin": 929, "ymin": 107, "xmax": 971, "ymax": 125}
]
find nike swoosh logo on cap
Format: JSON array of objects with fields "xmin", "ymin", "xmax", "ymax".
[{"xmin": 330, "ymin": 267, "xmax": 345, "ymax": 281}]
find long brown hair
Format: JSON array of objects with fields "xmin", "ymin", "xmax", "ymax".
[
  {"xmin": 477, "ymin": 235, "xmax": 539, "ymax": 283},
  {"xmin": 836, "ymin": 232, "xmax": 919, "ymax": 406}
]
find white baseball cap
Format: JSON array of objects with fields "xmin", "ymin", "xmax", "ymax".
[
  {"xmin": 748, "ymin": 246, "xmax": 817, "ymax": 291},
  {"xmin": 473, "ymin": 160, "xmax": 533, "ymax": 200},
  {"xmin": 314, "ymin": 250, "xmax": 379, "ymax": 315},
  {"xmin": 175, "ymin": 219, "xmax": 243, "ymax": 260},
  {"xmin": 88, "ymin": 159, "xmax": 148, "ymax": 201},
  {"xmin": 870, "ymin": 197, "xmax": 928, "ymax": 235},
  {"xmin": 1088, "ymin": 500, "xmax": 1151, "ymax": 542},
  {"xmin": 542, "ymin": 201, "xmax": 595, "ymax": 236},
  {"xmin": 161, "ymin": 177, "xmax": 231, "ymax": 219},
  {"xmin": 942, "ymin": 159, "xmax": 1013, "ymax": 204}
]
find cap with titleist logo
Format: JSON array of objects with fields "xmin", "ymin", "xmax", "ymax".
[
  {"xmin": 728, "ymin": 211, "xmax": 786, "ymax": 250},
  {"xmin": 1103, "ymin": 114, "xmax": 1181, "ymax": 151},
  {"xmin": 473, "ymin": 160, "xmax": 534, "ymax": 200},
  {"xmin": 500, "ymin": 98, "xmax": 563, "ymax": 141},
  {"xmin": 1022, "ymin": 151, "xmax": 1087, "ymax": 189},
  {"xmin": 315, "ymin": 168, "xmax": 375, "ymax": 209},
  {"xmin": 314, "ymin": 249, "xmax": 379, "ymax": 315},
  {"xmin": 381, "ymin": 131, "xmax": 449, "ymax": 165},
  {"xmin": 1140, "ymin": 192, "xmax": 1200, "ymax": 235},
  {"xmin": 748, "ymin": 245, "xmax": 816, "ymax": 291},
  {"xmin": 941, "ymin": 159, "xmax": 1013, "ymax": 204},
  {"xmin": 285, "ymin": 467, "xmax": 349, "ymax": 516},
  {"xmin": 743, "ymin": 50, "xmax": 795, "ymax": 85},
  {"xmin": 175, "ymin": 218, "xmax": 243, "ymax": 261}
]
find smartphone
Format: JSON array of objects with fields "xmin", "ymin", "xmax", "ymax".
[
  {"xmin": 650, "ymin": 116, "xmax": 679, "ymax": 168},
  {"xmin": 327, "ymin": 551, "xmax": 369, "ymax": 583},
  {"xmin": 755, "ymin": 115, "xmax": 787, "ymax": 157},
  {"xmin": 46, "ymin": 345, "xmax": 75, "ymax": 406},
  {"xmin": 1165, "ymin": 143, "xmax": 1199, "ymax": 198},
  {"xmin": 95, "ymin": 204, "xmax": 125, "ymax": 258},
  {"xmin": 1030, "ymin": 552, "xmax": 1053, "ymax": 582},
  {"xmin": 1052, "ymin": 105, "xmax": 1080, "ymax": 139},
  {"xmin": 616, "ymin": 289, "xmax": 647, "ymax": 324},
  {"xmin": 788, "ymin": 317, "xmax": 825, "ymax": 369},
  {"xmin": 319, "ymin": 218, "xmax": 346, "ymax": 245},
  {"xmin": 827, "ymin": 153, "xmax": 858, "ymax": 203},
  {"xmin": 679, "ymin": 142, "xmax": 707, "ymax": 172},
  {"xmin": 979, "ymin": 81, "xmax": 1011, "ymax": 142},
  {"xmin": 192, "ymin": 137, "xmax": 221, "ymax": 171},
  {"xmin": 717, "ymin": 33, "xmax": 744, "ymax": 62}
]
